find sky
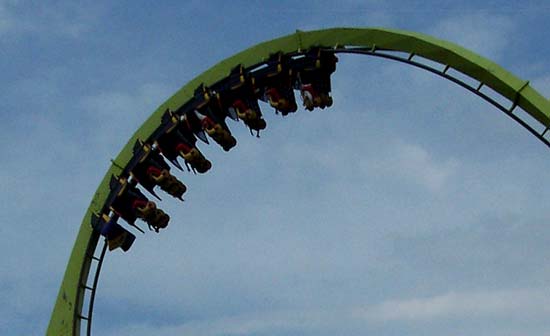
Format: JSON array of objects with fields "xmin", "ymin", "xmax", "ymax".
[{"xmin": 2, "ymin": 1, "xmax": 550, "ymax": 335}]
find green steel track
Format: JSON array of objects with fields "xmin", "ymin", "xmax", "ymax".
[{"xmin": 47, "ymin": 27, "xmax": 550, "ymax": 335}]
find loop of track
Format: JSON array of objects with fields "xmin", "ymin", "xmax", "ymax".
[
  {"xmin": 75, "ymin": 47, "xmax": 550, "ymax": 335},
  {"xmin": 47, "ymin": 28, "xmax": 550, "ymax": 336}
]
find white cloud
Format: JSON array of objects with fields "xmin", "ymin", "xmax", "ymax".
[
  {"xmin": 357, "ymin": 288, "xmax": 550, "ymax": 322},
  {"xmin": 361, "ymin": 140, "xmax": 459, "ymax": 193},
  {"xmin": 0, "ymin": 1, "xmax": 102, "ymax": 38},
  {"xmin": 391, "ymin": 142, "xmax": 458, "ymax": 191},
  {"xmin": 83, "ymin": 83, "xmax": 172, "ymax": 118},
  {"xmin": 429, "ymin": 12, "xmax": 516, "ymax": 60},
  {"xmin": 100, "ymin": 308, "xmax": 355, "ymax": 336},
  {"xmin": 0, "ymin": 1, "xmax": 14, "ymax": 35},
  {"xmin": 80, "ymin": 82, "xmax": 172, "ymax": 152},
  {"xmin": 96, "ymin": 287, "xmax": 550, "ymax": 335}
]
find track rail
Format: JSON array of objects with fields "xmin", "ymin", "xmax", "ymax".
[
  {"xmin": 47, "ymin": 27, "xmax": 550, "ymax": 336},
  {"xmin": 74, "ymin": 235, "xmax": 107, "ymax": 336},
  {"xmin": 339, "ymin": 47, "xmax": 550, "ymax": 148}
]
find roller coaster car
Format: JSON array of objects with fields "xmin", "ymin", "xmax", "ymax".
[
  {"xmin": 293, "ymin": 49, "xmax": 338, "ymax": 111},
  {"xmin": 193, "ymin": 85, "xmax": 237, "ymax": 151},
  {"xmin": 220, "ymin": 65, "xmax": 267, "ymax": 136},
  {"xmin": 264, "ymin": 87, "xmax": 297, "ymax": 115},
  {"xmin": 131, "ymin": 141, "xmax": 187, "ymax": 200},
  {"xmin": 156, "ymin": 111, "xmax": 212, "ymax": 174},
  {"xmin": 91, "ymin": 214, "xmax": 135, "ymax": 252},
  {"xmin": 181, "ymin": 112, "xmax": 209, "ymax": 144},
  {"xmin": 232, "ymin": 99, "xmax": 266, "ymax": 136},
  {"xmin": 252, "ymin": 53, "xmax": 297, "ymax": 115},
  {"xmin": 110, "ymin": 177, "xmax": 170, "ymax": 233}
]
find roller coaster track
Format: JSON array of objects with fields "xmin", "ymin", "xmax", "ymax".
[
  {"xmin": 47, "ymin": 27, "xmax": 550, "ymax": 335},
  {"xmin": 75, "ymin": 237, "xmax": 106, "ymax": 336}
]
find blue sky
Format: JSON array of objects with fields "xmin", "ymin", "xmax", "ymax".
[{"xmin": 2, "ymin": 1, "xmax": 550, "ymax": 335}]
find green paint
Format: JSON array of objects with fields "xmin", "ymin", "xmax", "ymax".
[{"xmin": 47, "ymin": 27, "xmax": 550, "ymax": 335}]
